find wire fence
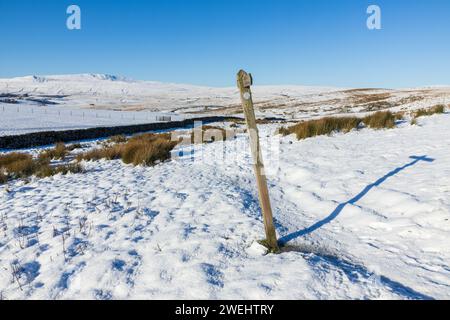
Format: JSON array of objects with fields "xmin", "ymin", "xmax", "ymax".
[{"xmin": 1, "ymin": 104, "xmax": 176, "ymax": 123}]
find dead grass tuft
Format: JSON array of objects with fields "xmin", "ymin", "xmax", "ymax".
[
  {"xmin": 363, "ymin": 111, "xmax": 396, "ymax": 129},
  {"xmin": 280, "ymin": 116, "xmax": 360, "ymax": 140},
  {"xmin": 108, "ymin": 135, "xmax": 128, "ymax": 144},
  {"xmin": 281, "ymin": 110, "xmax": 404, "ymax": 140},
  {"xmin": 0, "ymin": 153, "xmax": 32, "ymax": 167},
  {"xmin": 191, "ymin": 126, "xmax": 237, "ymax": 144},
  {"xmin": 122, "ymin": 138, "xmax": 177, "ymax": 166},
  {"xmin": 0, "ymin": 153, "xmax": 35, "ymax": 179},
  {"xmin": 53, "ymin": 163, "xmax": 84, "ymax": 175},
  {"xmin": 413, "ymin": 105, "xmax": 446, "ymax": 118},
  {"xmin": 76, "ymin": 144, "xmax": 124, "ymax": 162},
  {"xmin": 33, "ymin": 162, "xmax": 83, "ymax": 178},
  {"xmin": 0, "ymin": 172, "xmax": 7, "ymax": 184},
  {"xmin": 77, "ymin": 133, "xmax": 178, "ymax": 167},
  {"xmin": 39, "ymin": 142, "xmax": 68, "ymax": 160},
  {"xmin": 0, "ymin": 152, "xmax": 83, "ymax": 184}
]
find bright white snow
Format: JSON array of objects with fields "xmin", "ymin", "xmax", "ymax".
[
  {"xmin": 0, "ymin": 73, "xmax": 342, "ymax": 136},
  {"xmin": 2, "ymin": 74, "xmax": 450, "ymax": 137},
  {"xmin": 0, "ymin": 113, "xmax": 449, "ymax": 300},
  {"xmin": 0, "ymin": 104, "xmax": 185, "ymax": 137}
]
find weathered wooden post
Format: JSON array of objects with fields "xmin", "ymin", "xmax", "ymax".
[{"xmin": 237, "ymin": 70, "xmax": 279, "ymax": 253}]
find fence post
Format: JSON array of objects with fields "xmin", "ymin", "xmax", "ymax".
[{"xmin": 237, "ymin": 70, "xmax": 279, "ymax": 253}]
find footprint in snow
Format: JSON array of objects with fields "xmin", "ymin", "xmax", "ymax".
[{"xmin": 201, "ymin": 263, "xmax": 224, "ymax": 288}]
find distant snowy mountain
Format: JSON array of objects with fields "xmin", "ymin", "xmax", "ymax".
[{"xmin": 5, "ymin": 74, "xmax": 134, "ymax": 83}]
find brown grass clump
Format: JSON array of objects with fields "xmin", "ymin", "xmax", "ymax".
[
  {"xmin": 191, "ymin": 126, "xmax": 236, "ymax": 144},
  {"xmin": 413, "ymin": 105, "xmax": 446, "ymax": 118},
  {"xmin": 280, "ymin": 110, "xmax": 405, "ymax": 140},
  {"xmin": 129, "ymin": 132, "xmax": 173, "ymax": 143},
  {"xmin": 394, "ymin": 111, "xmax": 406, "ymax": 121},
  {"xmin": 0, "ymin": 152, "xmax": 83, "ymax": 184},
  {"xmin": 277, "ymin": 127, "xmax": 291, "ymax": 136},
  {"xmin": 0, "ymin": 153, "xmax": 32, "ymax": 168},
  {"xmin": 0, "ymin": 172, "xmax": 7, "ymax": 184},
  {"xmin": 39, "ymin": 142, "xmax": 68, "ymax": 160},
  {"xmin": 53, "ymin": 163, "xmax": 84, "ymax": 175},
  {"xmin": 76, "ymin": 132, "xmax": 178, "ymax": 167},
  {"xmin": 120, "ymin": 141, "xmax": 143, "ymax": 164},
  {"xmin": 0, "ymin": 153, "xmax": 36, "ymax": 179},
  {"xmin": 280, "ymin": 116, "xmax": 360, "ymax": 140},
  {"xmin": 108, "ymin": 135, "xmax": 128, "ymax": 144},
  {"xmin": 363, "ymin": 111, "xmax": 396, "ymax": 129},
  {"xmin": 122, "ymin": 138, "xmax": 177, "ymax": 166},
  {"xmin": 76, "ymin": 144, "xmax": 125, "ymax": 162},
  {"xmin": 34, "ymin": 163, "xmax": 83, "ymax": 178}
]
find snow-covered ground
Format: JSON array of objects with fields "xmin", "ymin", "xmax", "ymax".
[
  {"xmin": 2, "ymin": 74, "xmax": 450, "ymax": 137},
  {"xmin": 0, "ymin": 73, "xmax": 341, "ymax": 136},
  {"xmin": 0, "ymin": 104, "xmax": 186, "ymax": 137},
  {"xmin": 0, "ymin": 73, "xmax": 340, "ymax": 114},
  {"xmin": 0, "ymin": 113, "xmax": 449, "ymax": 300}
]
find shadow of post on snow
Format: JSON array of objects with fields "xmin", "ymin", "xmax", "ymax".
[{"xmin": 279, "ymin": 155, "xmax": 435, "ymax": 245}]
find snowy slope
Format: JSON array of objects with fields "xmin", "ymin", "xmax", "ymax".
[
  {"xmin": 0, "ymin": 73, "xmax": 339, "ymax": 113},
  {"xmin": 0, "ymin": 104, "xmax": 186, "ymax": 137},
  {"xmin": 2, "ymin": 74, "xmax": 450, "ymax": 137},
  {"xmin": 0, "ymin": 74, "xmax": 344, "ymax": 136},
  {"xmin": 0, "ymin": 113, "xmax": 449, "ymax": 299}
]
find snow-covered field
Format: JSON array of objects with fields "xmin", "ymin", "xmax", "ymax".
[
  {"xmin": 0, "ymin": 73, "xmax": 340, "ymax": 115},
  {"xmin": 2, "ymin": 74, "xmax": 450, "ymax": 137},
  {"xmin": 0, "ymin": 74, "xmax": 337, "ymax": 136},
  {"xmin": 0, "ymin": 104, "xmax": 187, "ymax": 137},
  {"xmin": 0, "ymin": 103, "xmax": 189, "ymax": 136},
  {"xmin": 0, "ymin": 112, "xmax": 449, "ymax": 300}
]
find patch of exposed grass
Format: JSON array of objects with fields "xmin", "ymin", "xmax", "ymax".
[
  {"xmin": 280, "ymin": 105, "xmax": 446, "ymax": 141},
  {"xmin": 277, "ymin": 127, "xmax": 292, "ymax": 136},
  {"xmin": 280, "ymin": 116, "xmax": 360, "ymax": 140},
  {"xmin": 52, "ymin": 163, "xmax": 84, "ymax": 176},
  {"xmin": 0, "ymin": 171, "xmax": 7, "ymax": 184},
  {"xmin": 76, "ymin": 144, "xmax": 124, "ymax": 162},
  {"xmin": 39, "ymin": 142, "xmax": 68, "ymax": 160},
  {"xmin": 34, "ymin": 162, "xmax": 84, "ymax": 178},
  {"xmin": 0, "ymin": 153, "xmax": 36, "ymax": 179},
  {"xmin": 413, "ymin": 105, "xmax": 446, "ymax": 118},
  {"xmin": 280, "ymin": 111, "xmax": 403, "ymax": 140},
  {"xmin": 121, "ymin": 138, "xmax": 177, "ymax": 166},
  {"xmin": 108, "ymin": 135, "xmax": 128, "ymax": 144},
  {"xmin": 0, "ymin": 152, "xmax": 83, "ymax": 184},
  {"xmin": 77, "ymin": 132, "xmax": 178, "ymax": 167},
  {"xmin": 363, "ymin": 111, "xmax": 396, "ymax": 129},
  {"xmin": 0, "ymin": 153, "xmax": 32, "ymax": 168},
  {"xmin": 191, "ymin": 126, "xmax": 237, "ymax": 144}
]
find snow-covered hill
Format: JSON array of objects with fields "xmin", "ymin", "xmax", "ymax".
[
  {"xmin": 0, "ymin": 73, "xmax": 339, "ymax": 113},
  {"xmin": 0, "ymin": 73, "xmax": 448, "ymax": 116},
  {"xmin": 1, "ymin": 74, "xmax": 450, "ymax": 137}
]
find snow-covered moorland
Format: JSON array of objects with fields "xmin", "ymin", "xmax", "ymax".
[
  {"xmin": 0, "ymin": 111, "xmax": 449, "ymax": 299},
  {"xmin": 2, "ymin": 74, "xmax": 450, "ymax": 137}
]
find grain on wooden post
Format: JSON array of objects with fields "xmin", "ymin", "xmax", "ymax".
[{"xmin": 237, "ymin": 69, "xmax": 279, "ymax": 253}]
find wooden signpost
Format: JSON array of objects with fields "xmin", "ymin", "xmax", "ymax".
[{"xmin": 237, "ymin": 70, "xmax": 279, "ymax": 253}]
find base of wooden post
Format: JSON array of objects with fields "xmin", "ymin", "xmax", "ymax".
[{"xmin": 257, "ymin": 239, "xmax": 280, "ymax": 254}]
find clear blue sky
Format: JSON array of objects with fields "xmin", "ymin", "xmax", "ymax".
[{"xmin": 1, "ymin": 0, "xmax": 449, "ymax": 87}]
